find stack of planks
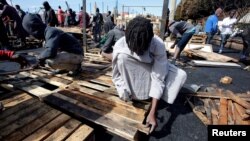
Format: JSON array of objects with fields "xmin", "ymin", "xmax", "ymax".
[
  {"xmin": 186, "ymin": 89, "xmax": 250, "ymax": 125},
  {"xmin": 0, "ymin": 86, "xmax": 94, "ymax": 141},
  {"xmin": 1, "ymin": 53, "xmax": 150, "ymax": 141},
  {"xmin": 189, "ymin": 34, "xmax": 207, "ymax": 44}
]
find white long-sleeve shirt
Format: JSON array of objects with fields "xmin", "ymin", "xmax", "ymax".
[
  {"xmin": 220, "ymin": 17, "xmax": 237, "ymax": 35},
  {"xmin": 112, "ymin": 36, "xmax": 169, "ymax": 100}
]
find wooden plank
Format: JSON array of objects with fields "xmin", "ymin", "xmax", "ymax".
[
  {"xmin": 55, "ymin": 92, "xmax": 149, "ymax": 134},
  {"xmin": 89, "ymin": 79, "xmax": 114, "ymax": 87},
  {"xmin": 18, "ymin": 85, "xmax": 53, "ymax": 98},
  {"xmin": 234, "ymin": 103, "xmax": 250, "ymax": 125},
  {"xmin": 37, "ymin": 69, "xmax": 74, "ymax": 81},
  {"xmin": 44, "ymin": 118, "xmax": 81, "ymax": 141},
  {"xmin": 2, "ymin": 92, "xmax": 31, "ymax": 105},
  {"xmin": 218, "ymin": 98, "xmax": 228, "ymax": 125},
  {"xmin": 72, "ymin": 85, "xmax": 150, "ymax": 111},
  {"xmin": 44, "ymin": 94, "xmax": 139, "ymax": 140},
  {"xmin": 0, "ymin": 104, "xmax": 52, "ymax": 137},
  {"xmin": 95, "ymin": 75, "xmax": 113, "ymax": 85},
  {"xmin": 4, "ymin": 110, "xmax": 61, "ymax": 141},
  {"xmin": 19, "ymin": 109, "xmax": 62, "ymax": 136},
  {"xmin": 22, "ymin": 114, "xmax": 71, "ymax": 141},
  {"xmin": 77, "ymin": 81, "xmax": 110, "ymax": 91},
  {"xmin": 65, "ymin": 124, "xmax": 94, "ymax": 141},
  {"xmin": 186, "ymin": 97, "xmax": 210, "ymax": 125},
  {"xmin": 187, "ymin": 93, "xmax": 250, "ymax": 102},
  {"xmin": 227, "ymin": 100, "xmax": 235, "ymax": 125},
  {"xmin": 0, "ymin": 101, "xmax": 43, "ymax": 129},
  {"xmin": 203, "ymin": 99, "xmax": 212, "ymax": 124},
  {"xmin": 2, "ymin": 131, "xmax": 25, "ymax": 141},
  {"xmin": 209, "ymin": 100, "xmax": 219, "ymax": 125},
  {"xmin": 190, "ymin": 60, "xmax": 241, "ymax": 68},
  {"xmin": 30, "ymin": 71, "xmax": 70, "ymax": 87},
  {"xmin": 234, "ymin": 103, "xmax": 250, "ymax": 120},
  {"xmin": 227, "ymin": 91, "xmax": 250, "ymax": 109},
  {"xmin": 246, "ymin": 109, "xmax": 250, "ymax": 115},
  {"xmin": 184, "ymin": 50, "xmax": 238, "ymax": 62},
  {"xmin": 67, "ymin": 87, "xmax": 146, "ymax": 115},
  {"xmin": 0, "ymin": 98, "xmax": 37, "ymax": 120},
  {"xmin": 59, "ymin": 90, "xmax": 146, "ymax": 122}
]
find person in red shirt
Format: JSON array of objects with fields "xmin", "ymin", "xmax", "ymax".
[
  {"xmin": 0, "ymin": 50, "xmax": 29, "ymax": 112},
  {"xmin": 0, "ymin": 50, "xmax": 29, "ymax": 68},
  {"xmin": 57, "ymin": 6, "xmax": 64, "ymax": 27}
]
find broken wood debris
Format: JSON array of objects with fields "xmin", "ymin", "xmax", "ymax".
[{"xmin": 186, "ymin": 89, "xmax": 250, "ymax": 125}]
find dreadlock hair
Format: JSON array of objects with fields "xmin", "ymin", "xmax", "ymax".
[{"xmin": 125, "ymin": 16, "xmax": 154, "ymax": 56}]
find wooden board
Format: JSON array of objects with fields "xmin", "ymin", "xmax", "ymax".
[
  {"xmin": 0, "ymin": 92, "xmax": 94, "ymax": 141},
  {"xmin": 0, "ymin": 52, "xmax": 150, "ymax": 140},
  {"xmin": 190, "ymin": 60, "xmax": 241, "ymax": 68},
  {"xmin": 188, "ymin": 90, "xmax": 250, "ymax": 126},
  {"xmin": 218, "ymin": 98, "xmax": 228, "ymax": 125},
  {"xmin": 44, "ymin": 93, "xmax": 140, "ymax": 141},
  {"xmin": 184, "ymin": 50, "xmax": 238, "ymax": 62}
]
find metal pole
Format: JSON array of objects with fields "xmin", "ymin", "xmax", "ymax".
[
  {"xmin": 102, "ymin": 1, "xmax": 104, "ymax": 13},
  {"xmin": 82, "ymin": 0, "xmax": 87, "ymax": 56},
  {"xmin": 160, "ymin": 0, "xmax": 169, "ymax": 39},
  {"xmin": 90, "ymin": 2, "xmax": 91, "ymax": 14},
  {"xmin": 122, "ymin": 5, "xmax": 124, "ymax": 21}
]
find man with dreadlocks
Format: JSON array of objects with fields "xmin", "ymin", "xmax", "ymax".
[{"xmin": 112, "ymin": 17, "xmax": 187, "ymax": 133}]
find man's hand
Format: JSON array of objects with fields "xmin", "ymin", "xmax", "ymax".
[
  {"xmin": 145, "ymin": 112, "xmax": 157, "ymax": 133},
  {"xmin": 11, "ymin": 54, "xmax": 29, "ymax": 69}
]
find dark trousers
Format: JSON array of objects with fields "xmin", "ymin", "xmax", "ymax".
[{"xmin": 0, "ymin": 19, "xmax": 10, "ymax": 50}]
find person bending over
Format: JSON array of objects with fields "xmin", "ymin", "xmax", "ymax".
[
  {"xmin": 112, "ymin": 17, "xmax": 187, "ymax": 133},
  {"xmin": 166, "ymin": 20, "xmax": 195, "ymax": 64},
  {"xmin": 22, "ymin": 14, "xmax": 83, "ymax": 76},
  {"xmin": 101, "ymin": 26, "xmax": 124, "ymax": 60}
]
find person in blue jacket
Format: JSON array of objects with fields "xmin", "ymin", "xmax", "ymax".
[
  {"xmin": 22, "ymin": 14, "xmax": 83, "ymax": 76},
  {"xmin": 204, "ymin": 8, "xmax": 223, "ymax": 44}
]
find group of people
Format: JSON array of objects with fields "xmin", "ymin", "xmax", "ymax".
[
  {"xmin": 205, "ymin": 8, "xmax": 249, "ymax": 61},
  {"xmin": 1, "ymin": 2, "xmax": 187, "ymax": 133},
  {"xmin": 0, "ymin": 0, "xmax": 27, "ymax": 49},
  {"xmin": 164, "ymin": 7, "xmax": 249, "ymax": 63},
  {"xmin": 1, "ymin": 2, "xmax": 249, "ymax": 134}
]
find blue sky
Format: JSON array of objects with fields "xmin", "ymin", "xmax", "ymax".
[{"xmin": 8, "ymin": 0, "xmax": 180, "ymax": 16}]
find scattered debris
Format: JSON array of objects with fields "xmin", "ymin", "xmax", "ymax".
[
  {"xmin": 220, "ymin": 76, "xmax": 233, "ymax": 84},
  {"xmin": 186, "ymin": 89, "xmax": 250, "ymax": 125}
]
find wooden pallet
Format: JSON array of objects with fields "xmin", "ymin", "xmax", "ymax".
[
  {"xmin": 0, "ymin": 89, "xmax": 94, "ymax": 141},
  {"xmin": 189, "ymin": 34, "xmax": 207, "ymax": 44},
  {"xmin": 0, "ymin": 54, "xmax": 150, "ymax": 141},
  {"xmin": 186, "ymin": 89, "xmax": 250, "ymax": 125}
]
